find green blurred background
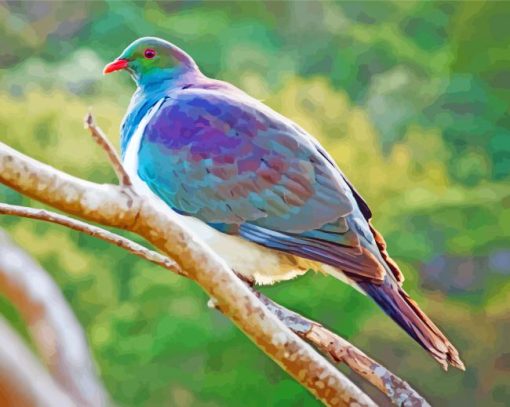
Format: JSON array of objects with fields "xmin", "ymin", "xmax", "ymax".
[{"xmin": 0, "ymin": 1, "xmax": 509, "ymax": 406}]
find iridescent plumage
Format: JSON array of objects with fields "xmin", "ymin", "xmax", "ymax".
[{"xmin": 105, "ymin": 37, "xmax": 464, "ymax": 370}]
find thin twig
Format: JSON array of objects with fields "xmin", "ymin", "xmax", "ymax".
[
  {"xmin": 84, "ymin": 112, "xmax": 132, "ymax": 186},
  {"xmin": 0, "ymin": 203, "xmax": 184, "ymax": 277},
  {"xmin": 0, "ymin": 230, "xmax": 108, "ymax": 406}
]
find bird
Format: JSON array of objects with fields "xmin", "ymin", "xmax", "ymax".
[{"xmin": 103, "ymin": 36, "xmax": 464, "ymax": 370}]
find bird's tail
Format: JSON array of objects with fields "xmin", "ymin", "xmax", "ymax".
[{"xmin": 359, "ymin": 279, "xmax": 465, "ymax": 370}]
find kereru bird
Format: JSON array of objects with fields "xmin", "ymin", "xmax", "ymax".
[{"xmin": 104, "ymin": 37, "xmax": 464, "ymax": 370}]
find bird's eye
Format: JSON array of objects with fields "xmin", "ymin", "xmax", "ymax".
[{"xmin": 144, "ymin": 49, "xmax": 156, "ymax": 59}]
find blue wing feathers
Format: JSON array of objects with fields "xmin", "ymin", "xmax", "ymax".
[
  {"xmin": 138, "ymin": 90, "xmax": 354, "ymax": 232},
  {"xmin": 135, "ymin": 87, "xmax": 396, "ymax": 283}
]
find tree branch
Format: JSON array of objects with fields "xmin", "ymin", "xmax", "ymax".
[
  {"xmin": 252, "ymin": 291, "xmax": 431, "ymax": 407},
  {"xmin": 0, "ymin": 203, "xmax": 185, "ymax": 277},
  {"xmin": 0, "ymin": 140, "xmax": 375, "ymax": 405},
  {"xmin": 0, "ymin": 230, "xmax": 108, "ymax": 406},
  {"xmin": 0, "ymin": 315, "xmax": 76, "ymax": 407},
  {"xmin": 0, "ymin": 116, "xmax": 431, "ymax": 406},
  {"xmin": 0, "ymin": 201, "xmax": 429, "ymax": 405}
]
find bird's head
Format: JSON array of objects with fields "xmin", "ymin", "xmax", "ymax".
[{"xmin": 103, "ymin": 37, "xmax": 198, "ymax": 88}]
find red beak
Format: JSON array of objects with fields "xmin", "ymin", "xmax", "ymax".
[{"xmin": 103, "ymin": 59, "xmax": 129, "ymax": 74}]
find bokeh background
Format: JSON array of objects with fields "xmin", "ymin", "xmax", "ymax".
[{"xmin": 0, "ymin": 1, "xmax": 509, "ymax": 406}]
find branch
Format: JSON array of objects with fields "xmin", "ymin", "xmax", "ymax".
[
  {"xmin": 0, "ymin": 315, "xmax": 75, "ymax": 407},
  {"xmin": 84, "ymin": 112, "xmax": 132, "ymax": 186},
  {"xmin": 0, "ymin": 140, "xmax": 374, "ymax": 405},
  {"xmin": 0, "ymin": 203, "xmax": 428, "ymax": 406},
  {"xmin": 0, "ymin": 203, "xmax": 185, "ymax": 277},
  {"xmin": 0, "ymin": 230, "xmax": 108, "ymax": 406},
  {"xmin": 0, "ymin": 114, "xmax": 431, "ymax": 404},
  {"xmin": 253, "ymin": 291, "xmax": 431, "ymax": 407}
]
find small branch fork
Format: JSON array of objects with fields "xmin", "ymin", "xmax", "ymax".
[{"xmin": 0, "ymin": 114, "xmax": 431, "ymax": 406}]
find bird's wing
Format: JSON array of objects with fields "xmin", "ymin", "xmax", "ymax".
[
  {"xmin": 137, "ymin": 88, "xmax": 397, "ymax": 283},
  {"xmin": 138, "ymin": 89, "xmax": 355, "ymax": 231}
]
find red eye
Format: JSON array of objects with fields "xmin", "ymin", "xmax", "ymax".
[{"xmin": 144, "ymin": 48, "xmax": 156, "ymax": 59}]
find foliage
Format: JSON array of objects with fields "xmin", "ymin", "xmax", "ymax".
[{"xmin": 0, "ymin": 1, "xmax": 508, "ymax": 406}]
